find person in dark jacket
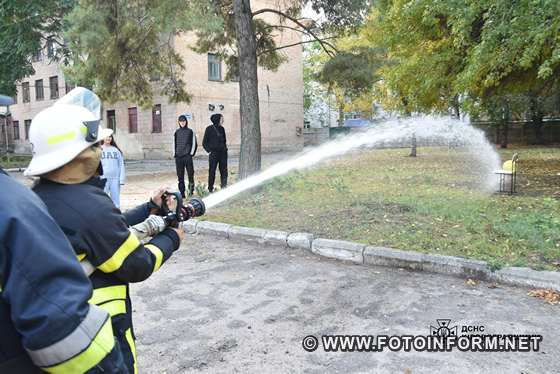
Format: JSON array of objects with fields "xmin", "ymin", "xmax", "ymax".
[
  {"xmin": 0, "ymin": 168, "xmax": 127, "ymax": 373},
  {"xmin": 25, "ymin": 95, "xmax": 185, "ymax": 374},
  {"xmin": 202, "ymin": 113, "xmax": 228, "ymax": 192},
  {"xmin": 174, "ymin": 115, "xmax": 198, "ymax": 197}
]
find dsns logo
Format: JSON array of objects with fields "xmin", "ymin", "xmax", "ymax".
[{"xmin": 430, "ymin": 319, "xmax": 458, "ymax": 337}]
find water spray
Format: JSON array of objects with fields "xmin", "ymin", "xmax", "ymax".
[{"xmin": 202, "ymin": 116, "xmax": 501, "ymax": 211}]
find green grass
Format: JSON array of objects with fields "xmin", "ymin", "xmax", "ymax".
[
  {"xmin": 0, "ymin": 154, "xmax": 32, "ymax": 169},
  {"xmin": 205, "ymin": 146, "xmax": 560, "ymax": 271}
]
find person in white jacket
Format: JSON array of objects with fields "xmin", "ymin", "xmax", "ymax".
[{"xmin": 101, "ymin": 135, "xmax": 125, "ymax": 208}]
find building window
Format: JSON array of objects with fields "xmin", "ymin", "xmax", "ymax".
[
  {"xmin": 31, "ymin": 48, "xmax": 42, "ymax": 62},
  {"xmin": 13, "ymin": 121, "xmax": 19, "ymax": 140},
  {"xmin": 208, "ymin": 54, "xmax": 222, "ymax": 81},
  {"xmin": 47, "ymin": 38, "xmax": 55, "ymax": 58},
  {"xmin": 107, "ymin": 110, "xmax": 116, "ymax": 132},
  {"xmin": 35, "ymin": 79, "xmax": 44, "ymax": 101},
  {"xmin": 22, "ymin": 82, "xmax": 30, "ymax": 103},
  {"xmin": 24, "ymin": 120, "xmax": 31, "ymax": 140},
  {"xmin": 65, "ymin": 81, "xmax": 76, "ymax": 94},
  {"xmin": 49, "ymin": 76, "xmax": 59, "ymax": 99},
  {"xmin": 152, "ymin": 104, "xmax": 162, "ymax": 133},
  {"xmin": 128, "ymin": 107, "xmax": 138, "ymax": 133}
]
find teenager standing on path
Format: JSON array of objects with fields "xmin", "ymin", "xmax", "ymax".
[
  {"xmin": 101, "ymin": 135, "xmax": 125, "ymax": 208},
  {"xmin": 174, "ymin": 115, "xmax": 197, "ymax": 197},
  {"xmin": 203, "ymin": 113, "xmax": 228, "ymax": 192}
]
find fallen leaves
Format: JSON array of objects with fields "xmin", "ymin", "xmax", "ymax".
[
  {"xmin": 466, "ymin": 278, "xmax": 478, "ymax": 286},
  {"xmin": 527, "ymin": 289, "xmax": 560, "ymax": 305}
]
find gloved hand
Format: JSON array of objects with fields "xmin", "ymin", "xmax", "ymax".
[
  {"xmin": 129, "ymin": 215, "xmax": 166, "ymax": 241},
  {"xmin": 144, "ymin": 215, "xmax": 166, "ymax": 235}
]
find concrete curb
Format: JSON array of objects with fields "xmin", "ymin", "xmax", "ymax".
[
  {"xmin": 196, "ymin": 221, "xmax": 231, "ymax": 238},
  {"xmin": 228, "ymin": 226, "xmax": 267, "ymax": 244},
  {"xmin": 287, "ymin": 232, "xmax": 314, "ymax": 251},
  {"xmin": 263, "ymin": 230, "xmax": 289, "ymax": 247},
  {"xmin": 186, "ymin": 219, "xmax": 560, "ymax": 292},
  {"xmin": 312, "ymin": 238, "xmax": 365, "ymax": 264}
]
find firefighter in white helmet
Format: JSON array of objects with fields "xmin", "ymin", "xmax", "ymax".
[{"xmin": 27, "ymin": 88, "xmax": 185, "ymax": 374}]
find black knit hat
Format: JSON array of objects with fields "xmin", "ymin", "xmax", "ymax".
[
  {"xmin": 178, "ymin": 115, "xmax": 188, "ymax": 122},
  {"xmin": 210, "ymin": 113, "xmax": 222, "ymax": 125}
]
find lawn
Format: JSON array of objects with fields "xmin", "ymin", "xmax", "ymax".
[{"xmin": 204, "ymin": 146, "xmax": 560, "ymax": 271}]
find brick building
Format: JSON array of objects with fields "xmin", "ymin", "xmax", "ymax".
[{"xmin": 7, "ymin": 1, "xmax": 304, "ymax": 159}]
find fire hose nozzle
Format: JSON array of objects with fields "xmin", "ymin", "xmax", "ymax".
[
  {"xmin": 183, "ymin": 197, "xmax": 206, "ymax": 220},
  {"xmin": 161, "ymin": 192, "xmax": 206, "ymax": 227}
]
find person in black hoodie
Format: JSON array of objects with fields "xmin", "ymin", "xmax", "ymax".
[
  {"xmin": 203, "ymin": 113, "xmax": 228, "ymax": 192},
  {"xmin": 174, "ymin": 115, "xmax": 198, "ymax": 197}
]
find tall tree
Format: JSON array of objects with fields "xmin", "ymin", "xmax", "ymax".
[
  {"xmin": 363, "ymin": 3, "xmax": 468, "ymax": 115},
  {"xmin": 64, "ymin": 0, "xmax": 370, "ymax": 178},
  {"xmin": 317, "ymin": 43, "xmax": 383, "ymax": 125},
  {"xmin": 194, "ymin": 0, "xmax": 346, "ymax": 177},
  {"xmin": 0, "ymin": 0, "xmax": 74, "ymax": 95},
  {"xmin": 64, "ymin": 0, "xmax": 220, "ymax": 106},
  {"xmin": 234, "ymin": 0, "xmax": 261, "ymax": 177},
  {"xmin": 363, "ymin": 0, "xmax": 560, "ymax": 122}
]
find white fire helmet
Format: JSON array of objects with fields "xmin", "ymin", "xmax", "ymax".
[{"xmin": 24, "ymin": 103, "xmax": 112, "ymax": 177}]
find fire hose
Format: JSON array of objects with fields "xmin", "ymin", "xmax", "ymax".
[{"xmin": 80, "ymin": 194, "xmax": 206, "ymax": 276}]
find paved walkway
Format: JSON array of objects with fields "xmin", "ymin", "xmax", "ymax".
[{"xmin": 132, "ymin": 234, "xmax": 559, "ymax": 373}]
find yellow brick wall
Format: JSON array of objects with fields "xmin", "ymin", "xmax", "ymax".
[{"xmin": 9, "ymin": 0, "xmax": 304, "ymax": 159}]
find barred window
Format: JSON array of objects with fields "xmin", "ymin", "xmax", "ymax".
[
  {"xmin": 35, "ymin": 79, "xmax": 44, "ymax": 101},
  {"xmin": 49, "ymin": 76, "xmax": 59, "ymax": 99},
  {"xmin": 152, "ymin": 104, "xmax": 162, "ymax": 133},
  {"xmin": 13, "ymin": 121, "xmax": 20, "ymax": 140},
  {"xmin": 128, "ymin": 107, "xmax": 138, "ymax": 133},
  {"xmin": 22, "ymin": 82, "xmax": 30, "ymax": 103},
  {"xmin": 24, "ymin": 120, "xmax": 31, "ymax": 140},
  {"xmin": 208, "ymin": 54, "xmax": 222, "ymax": 81}
]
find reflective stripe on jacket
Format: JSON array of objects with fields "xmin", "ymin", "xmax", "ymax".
[
  {"xmin": 33, "ymin": 176, "xmax": 180, "ymax": 373},
  {"xmin": 0, "ymin": 170, "xmax": 124, "ymax": 373}
]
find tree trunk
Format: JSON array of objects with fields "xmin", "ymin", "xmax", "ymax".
[
  {"xmin": 529, "ymin": 95, "xmax": 545, "ymax": 145},
  {"xmin": 500, "ymin": 122, "xmax": 508, "ymax": 149},
  {"xmin": 338, "ymin": 102, "xmax": 344, "ymax": 127},
  {"xmin": 521, "ymin": 120, "xmax": 528, "ymax": 143},
  {"xmin": 234, "ymin": 0, "xmax": 261, "ymax": 179},
  {"xmin": 533, "ymin": 119, "xmax": 545, "ymax": 145},
  {"xmin": 499, "ymin": 100, "xmax": 510, "ymax": 149},
  {"xmin": 451, "ymin": 94, "xmax": 460, "ymax": 119},
  {"xmin": 409, "ymin": 132, "xmax": 417, "ymax": 157}
]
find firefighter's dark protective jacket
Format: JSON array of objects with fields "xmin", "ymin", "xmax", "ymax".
[
  {"xmin": 0, "ymin": 169, "xmax": 127, "ymax": 373},
  {"xmin": 33, "ymin": 176, "xmax": 181, "ymax": 374}
]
